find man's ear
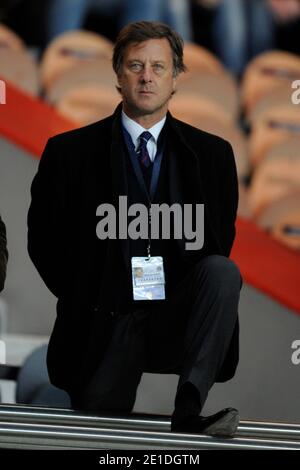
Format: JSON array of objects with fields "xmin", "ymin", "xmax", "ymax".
[
  {"xmin": 117, "ymin": 72, "xmax": 122, "ymax": 89},
  {"xmin": 115, "ymin": 73, "xmax": 122, "ymax": 95},
  {"xmin": 172, "ymin": 75, "xmax": 177, "ymax": 93}
]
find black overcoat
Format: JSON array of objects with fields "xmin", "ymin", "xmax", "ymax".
[{"xmin": 27, "ymin": 103, "xmax": 239, "ymax": 395}]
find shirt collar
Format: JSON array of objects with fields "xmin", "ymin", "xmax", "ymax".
[{"xmin": 121, "ymin": 110, "xmax": 166, "ymax": 149}]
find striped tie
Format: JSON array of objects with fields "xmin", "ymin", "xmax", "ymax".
[{"xmin": 136, "ymin": 131, "xmax": 152, "ymax": 168}]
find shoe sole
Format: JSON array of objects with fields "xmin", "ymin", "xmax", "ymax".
[{"xmin": 202, "ymin": 409, "xmax": 240, "ymax": 438}]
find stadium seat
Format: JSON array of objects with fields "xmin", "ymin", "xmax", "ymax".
[
  {"xmin": 241, "ymin": 50, "xmax": 300, "ymax": 117},
  {"xmin": 249, "ymin": 85, "xmax": 295, "ymax": 125},
  {"xmin": 248, "ymin": 139, "xmax": 300, "ymax": 217},
  {"xmin": 45, "ymin": 58, "xmax": 117, "ymax": 105},
  {"xmin": 170, "ymin": 94, "xmax": 233, "ymax": 127},
  {"xmin": 249, "ymin": 99, "xmax": 300, "ymax": 168},
  {"xmin": 175, "ymin": 71, "xmax": 239, "ymax": 124},
  {"xmin": 0, "ymin": 48, "xmax": 40, "ymax": 95},
  {"xmin": 256, "ymin": 192, "xmax": 300, "ymax": 251},
  {"xmin": 238, "ymin": 184, "xmax": 251, "ymax": 219},
  {"xmin": 55, "ymin": 83, "xmax": 120, "ymax": 124},
  {"xmin": 183, "ymin": 42, "xmax": 225, "ymax": 75},
  {"xmin": 0, "ymin": 23, "xmax": 25, "ymax": 51},
  {"xmin": 40, "ymin": 30, "xmax": 114, "ymax": 92}
]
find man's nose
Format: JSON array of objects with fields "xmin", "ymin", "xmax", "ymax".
[{"xmin": 139, "ymin": 65, "xmax": 152, "ymax": 82}]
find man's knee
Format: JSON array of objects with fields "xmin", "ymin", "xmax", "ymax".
[{"xmin": 196, "ymin": 255, "xmax": 242, "ymax": 295}]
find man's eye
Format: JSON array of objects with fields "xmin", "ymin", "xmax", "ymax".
[
  {"xmin": 130, "ymin": 63, "xmax": 142, "ymax": 71},
  {"xmin": 153, "ymin": 64, "xmax": 164, "ymax": 71}
]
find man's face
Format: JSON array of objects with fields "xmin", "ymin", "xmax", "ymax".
[{"xmin": 117, "ymin": 38, "xmax": 177, "ymax": 121}]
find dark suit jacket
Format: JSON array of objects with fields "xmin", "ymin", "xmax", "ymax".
[
  {"xmin": 0, "ymin": 215, "xmax": 8, "ymax": 292},
  {"xmin": 27, "ymin": 102, "xmax": 239, "ymax": 394}
]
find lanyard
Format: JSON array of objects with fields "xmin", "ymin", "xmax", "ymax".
[{"xmin": 122, "ymin": 127, "xmax": 165, "ymax": 256}]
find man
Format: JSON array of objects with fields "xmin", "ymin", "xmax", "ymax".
[
  {"xmin": 0, "ymin": 215, "xmax": 8, "ymax": 293},
  {"xmin": 28, "ymin": 21, "xmax": 242, "ymax": 437}
]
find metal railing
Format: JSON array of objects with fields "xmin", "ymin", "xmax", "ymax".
[{"xmin": 0, "ymin": 404, "xmax": 300, "ymax": 450}]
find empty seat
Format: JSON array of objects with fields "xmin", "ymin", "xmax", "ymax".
[
  {"xmin": 238, "ymin": 184, "xmax": 251, "ymax": 219},
  {"xmin": 183, "ymin": 42, "xmax": 226, "ymax": 75},
  {"xmin": 249, "ymin": 99, "xmax": 300, "ymax": 168},
  {"xmin": 256, "ymin": 192, "xmax": 300, "ymax": 251},
  {"xmin": 0, "ymin": 48, "xmax": 40, "ymax": 96},
  {"xmin": 40, "ymin": 30, "xmax": 114, "ymax": 92},
  {"xmin": 56, "ymin": 83, "xmax": 120, "ymax": 125},
  {"xmin": 169, "ymin": 94, "xmax": 233, "ymax": 127},
  {"xmin": 0, "ymin": 23, "xmax": 25, "ymax": 51},
  {"xmin": 241, "ymin": 50, "xmax": 300, "ymax": 117},
  {"xmin": 175, "ymin": 71, "xmax": 239, "ymax": 124},
  {"xmin": 249, "ymin": 85, "xmax": 294, "ymax": 125},
  {"xmin": 248, "ymin": 139, "xmax": 300, "ymax": 217},
  {"xmin": 45, "ymin": 58, "xmax": 116, "ymax": 105}
]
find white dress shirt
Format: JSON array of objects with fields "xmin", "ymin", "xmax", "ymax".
[{"xmin": 121, "ymin": 110, "xmax": 166, "ymax": 162}]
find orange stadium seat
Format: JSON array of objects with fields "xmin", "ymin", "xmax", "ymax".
[
  {"xmin": 248, "ymin": 139, "xmax": 300, "ymax": 218},
  {"xmin": 182, "ymin": 42, "xmax": 225, "ymax": 75},
  {"xmin": 40, "ymin": 30, "xmax": 114, "ymax": 92},
  {"xmin": 45, "ymin": 58, "xmax": 117, "ymax": 105},
  {"xmin": 249, "ymin": 85, "xmax": 295, "ymax": 124},
  {"xmin": 55, "ymin": 83, "xmax": 120, "ymax": 125},
  {"xmin": 238, "ymin": 184, "xmax": 251, "ymax": 219},
  {"xmin": 169, "ymin": 94, "xmax": 233, "ymax": 127},
  {"xmin": 175, "ymin": 71, "xmax": 239, "ymax": 124},
  {"xmin": 248, "ymin": 97, "xmax": 300, "ymax": 168},
  {"xmin": 0, "ymin": 48, "xmax": 40, "ymax": 96},
  {"xmin": 0, "ymin": 23, "xmax": 25, "ymax": 51},
  {"xmin": 256, "ymin": 192, "xmax": 300, "ymax": 251},
  {"xmin": 241, "ymin": 50, "xmax": 300, "ymax": 117}
]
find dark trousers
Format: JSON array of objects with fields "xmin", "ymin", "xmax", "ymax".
[{"xmin": 73, "ymin": 255, "xmax": 242, "ymax": 415}]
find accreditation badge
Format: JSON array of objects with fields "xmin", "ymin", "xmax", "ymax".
[{"xmin": 131, "ymin": 256, "xmax": 165, "ymax": 300}]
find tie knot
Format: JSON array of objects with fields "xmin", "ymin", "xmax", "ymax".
[{"xmin": 139, "ymin": 131, "xmax": 152, "ymax": 145}]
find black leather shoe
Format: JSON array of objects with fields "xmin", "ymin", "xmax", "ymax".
[{"xmin": 171, "ymin": 407, "xmax": 239, "ymax": 438}]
